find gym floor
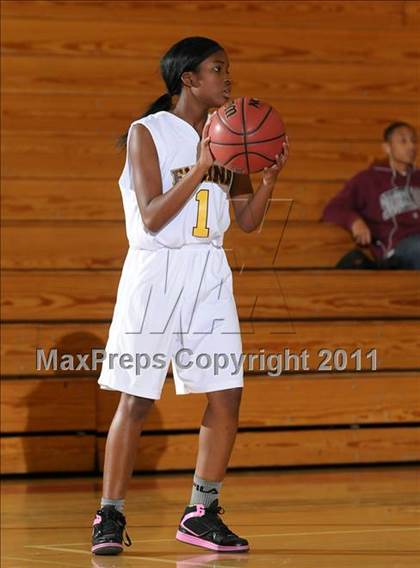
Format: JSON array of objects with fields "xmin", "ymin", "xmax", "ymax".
[{"xmin": 2, "ymin": 465, "xmax": 419, "ymax": 567}]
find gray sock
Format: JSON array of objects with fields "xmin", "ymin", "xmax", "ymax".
[
  {"xmin": 100, "ymin": 497, "xmax": 125, "ymax": 514},
  {"xmin": 190, "ymin": 474, "xmax": 222, "ymax": 508}
]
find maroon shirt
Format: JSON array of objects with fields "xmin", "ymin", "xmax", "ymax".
[{"xmin": 322, "ymin": 161, "xmax": 420, "ymax": 260}]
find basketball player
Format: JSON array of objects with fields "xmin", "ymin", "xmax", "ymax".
[{"xmin": 91, "ymin": 37, "xmax": 289, "ymax": 555}]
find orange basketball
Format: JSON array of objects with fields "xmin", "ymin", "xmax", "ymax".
[{"xmin": 208, "ymin": 97, "xmax": 286, "ymax": 174}]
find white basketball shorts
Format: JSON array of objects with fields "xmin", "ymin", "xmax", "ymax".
[{"xmin": 97, "ymin": 243, "xmax": 244, "ymax": 399}]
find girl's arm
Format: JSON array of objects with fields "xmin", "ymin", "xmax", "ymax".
[
  {"xmin": 129, "ymin": 122, "xmax": 212, "ymax": 233},
  {"xmin": 230, "ymin": 137, "xmax": 289, "ymax": 233}
]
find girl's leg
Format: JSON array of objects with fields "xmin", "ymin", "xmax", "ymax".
[
  {"xmin": 195, "ymin": 387, "xmax": 242, "ymax": 481},
  {"xmin": 102, "ymin": 393, "xmax": 155, "ymax": 499},
  {"xmin": 176, "ymin": 387, "xmax": 249, "ymax": 552}
]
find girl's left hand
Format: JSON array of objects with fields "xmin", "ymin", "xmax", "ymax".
[{"xmin": 262, "ymin": 135, "xmax": 289, "ymax": 189}]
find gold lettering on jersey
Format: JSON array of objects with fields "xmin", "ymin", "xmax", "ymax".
[
  {"xmin": 192, "ymin": 189, "xmax": 210, "ymax": 237},
  {"xmin": 171, "ymin": 164, "xmax": 233, "ymax": 190}
]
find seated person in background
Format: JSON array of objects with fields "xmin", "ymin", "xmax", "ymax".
[{"xmin": 322, "ymin": 122, "xmax": 420, "ymax": 269}]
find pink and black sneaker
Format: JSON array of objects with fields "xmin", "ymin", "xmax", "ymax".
[
  {"xmin": 176, "ymin": 499, "xmax": 249, "ymax": 553},
  {"xmin": 91, "ymin": 505, "xmax": 132, "ymax": 555}
]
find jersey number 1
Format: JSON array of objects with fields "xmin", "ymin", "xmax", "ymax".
[{"xmin": 192, "ymin": 188, "xmax": 209, "ymax": 237}]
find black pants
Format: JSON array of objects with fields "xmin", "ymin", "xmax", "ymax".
[{"xmin": 335, "ymin": 246, "xmax": 418, "ymax": 270}]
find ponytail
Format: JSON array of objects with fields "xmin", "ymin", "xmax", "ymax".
[{"xmin": 115, "ymin": 93, "xmax": 172, "ymax": 150}]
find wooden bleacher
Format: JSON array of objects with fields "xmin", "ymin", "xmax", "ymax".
[{"xmin": 1, "ymin": 0, "xmax": 419, "ymax": 474}]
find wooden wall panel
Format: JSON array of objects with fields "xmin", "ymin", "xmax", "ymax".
[
  {"xmin": 3, "ymin": 94, "xmax": 418, "ymax": 141},
  {"xmin": 2, "ymin": 375, "xmax": 419, "ymax": 474},
  {"xmin": 4, "ymin": 174, "xmax": 420, "ymax": 225},
  {"xmin": 231, "ymin": 271, "xmax": 420, "ymax": 320},
  {"xmin": 2, "ymin": 321, "xmax": 419, "ymax": 376},
  {"xmin": 0, "ymin": 1, "xmax": 406, "ymax": 30},
  {"xmin": 2, "ymin": 373, "xmax": 418, "ymax": 434},
  {"xmin": 3, "ymin": 18, "xmax": 419, "ymax": 66},
  {"xmin": 97, "ymin": 373, "xmax": 420, "ymax": 431},
  {"xmin": 1, "ymin": 435, "xmax": 95, "ymax": 474},
  {"xmin": 2, "ymin": 270, "xmax": 420, "ymax": 321},
  {"xmin": 3, "ymin": 56, "xmax": 417, "ymax": 102},
  {"xmin": 404, "ymin": 0, "xmax": 420, "ymax": 27},
  {"xmin": 1, "ymin": 221, "xmax": 355, "ymax": 269},
  {"xmin": 96, "ymin": 427, "xmax": 420, "ymax": 472},
  {"xmin": 4, "ymin": 426, "xmax": 418, "ymax": 475},
  {"xmin": 2, "ymin": 133, "xmax": 389, "ymax": 180},
  {"xmin": 1, "ymin": 178, "xmax": 340, "ymax": 223},
  {"xmin": 1, "ymin": 378, "xmax": 96, "ymax": 433}
]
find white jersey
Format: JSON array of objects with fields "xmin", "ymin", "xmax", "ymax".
[
  {"xmin": 118, "ymin": 110, "xmax": 233, "ymax": 250},
  {"xmin": 98, "ymin": 111, "xmax": 244, "ymax": 399}
]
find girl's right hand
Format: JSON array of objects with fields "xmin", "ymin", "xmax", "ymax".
[{"xmin": 196, "ymin": 114, "xmax": 215, "ymax": 172}]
